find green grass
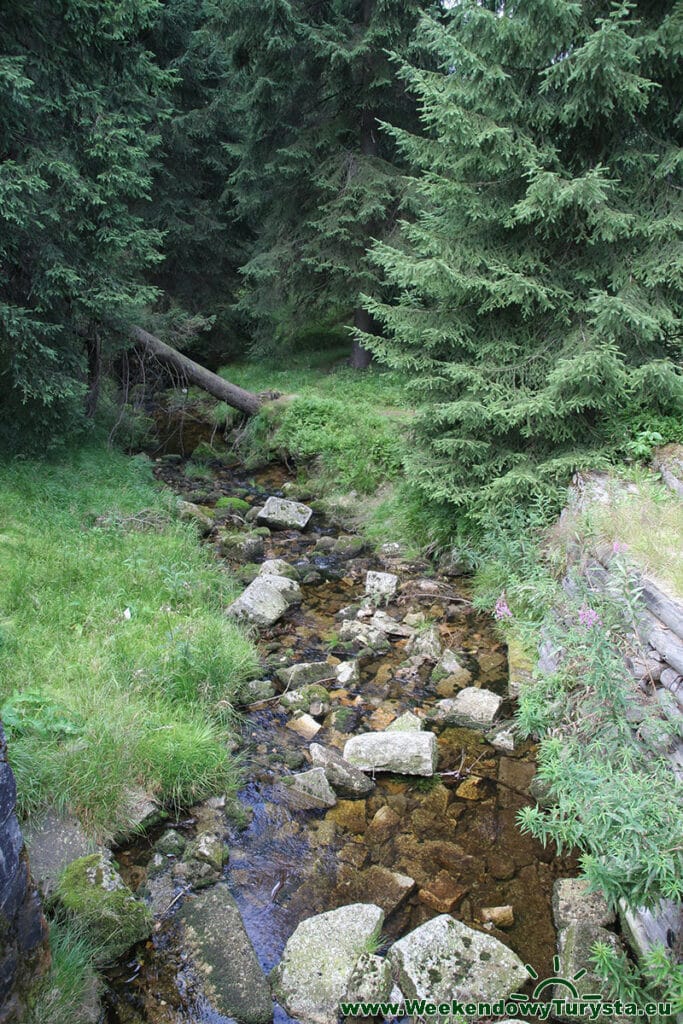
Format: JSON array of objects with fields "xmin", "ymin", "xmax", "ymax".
[
  {"xmin": 222, "ymin": 362, "xmax": 412, "ymax": 495},
  {"xmin": 0, "ymin": 446, "xmax": 258, "ymax": 839},
  {"xmin": 25, "ymin": 915, "xmax": 100, "ymax": 1024},
  {"xmin": 560, "ymin": 470, "xmax": 683, "ymax": 595}
]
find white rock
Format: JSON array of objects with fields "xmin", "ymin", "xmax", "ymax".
[
  {"xmin": 257, "ymin": 496, "xmax": 312, "ymax": 530},
  {"xmin": 407, "ymin": 626, "xmax": 442, "ymax": 661},
  {"xmin": 335, "ymin": 661, "xmax": 360, "ymax": 686},
  {"xmin": 271, "ymin": 903, "xmax": 385, "ymax": 1024},
  {"xmin": 226, "ymin": 574, "xmax": 302, "ymax": 627},
  {"xmin": 286, "ymin": 714, "xmax": 321, "ymax": 740},
  {"xmin": 365, "ymin": 571, "xmax": 399, "ymax": 599},
  {"xmin": 309, "ymin": 744, "xmax": 374, "ymax": 796},
  {"xmin": 370, "ymin": 610, "xmax": 414, "ymax": 637},
  {"xmin": 388, "ymin": 915, "xmax": 529, "ymax": 1005},
  {"xmin": 433, "ymin": 687, "xmax": 502, "ymax": 729},
  {"xmin": 343, "ymin": 732, "xmax": 438, "ymax": 777},
  {"xmin": 385, "ymin": 711, "xmax": 423, "ymax": 733}
]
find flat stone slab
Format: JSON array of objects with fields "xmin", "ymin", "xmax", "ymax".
[
  {"xmin": 277, "ymin": 661, "xmax": 335, "ymax": 688},
  {"xmin": 433, "ymin": 687, "xmax": 502, "ymax": 729},
  {"xmin": 257, "ymin": 496, "xmax": 313, "ymax": 530},
  {"xmin": 343, "ymin": 731, "xmax": 438, "ymax": 776},
  {"xmin": 180, "ymin": 884, "xmax": 272, "ymax": 1024},
  {"xmin": 554, "ymin": 922, "xmax": 624, "ymax": 1023},
  {"xmin": 365, "ymin": 571, "xmax": 399, "ymax": 599},
  {"xmin": 25, "ymin": 811, "xmax": 97, "ymax": 898},
  {"xmin": 310, "ymin": 744, "xmax": 374, "ymax": 797},
  {"xmin": 226, "ymin": 574, "xmax": 302, "ymax": 627},
  {"xmin": 271, "ymin": 903, "xmax": 384, "ymax": 1024},
  {"xmin": 553, "ymin": 878, "xmax": 616, "ymax": 931},
  {"xmin": 283, "ymin": 767, "xmax": 337, "ymax": 809},
  {"xmin": 388, "ymin": 915, "xmax": 529, "ymax": 1005}
]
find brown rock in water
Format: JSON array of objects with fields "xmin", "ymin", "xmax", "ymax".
[
  {"xmin": 338, "ymin": 864, "xmax": 416, "ymax": 916},
  {"xmin": 365, "ymin": 805, "xmax": 401, "ymax": 844},
  {"xmin": 455, "ymin": 776, "xmax": 487, "ymax": 800},
  {"xmin": 327, "ymin": 800, "xmax": 367, "ymax": 834},
  {"xmin": 338, "ymin": 843, "xmax": 369, "ymax": 869},
  {"xmin": 418, "ymin": 871, "xmax": 469, "ymax": 913},
  {"xmin": 487, "ymin": 852, "xmax": 516, "ymax": 881}
]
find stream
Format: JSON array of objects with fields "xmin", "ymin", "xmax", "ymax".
[{"xmin": 103, "ymin": 446, "xmax": 578, "ymax": 1024}]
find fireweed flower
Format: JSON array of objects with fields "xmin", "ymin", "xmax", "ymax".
[
  {"xmin": 494, "ymin": 594, "xmax": 512, "ymax": 620},
  {"xmin": 578, "ymin": 604, "xmax": 602, "ymax": 629},
  {"xmin": 612, "ymin": 540, "xmax": 628, "ymax": 554}
]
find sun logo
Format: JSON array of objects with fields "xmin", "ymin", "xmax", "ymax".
[{"xmin": 509, "ymin": 957, "xmax": 601, "ymax": 1002}]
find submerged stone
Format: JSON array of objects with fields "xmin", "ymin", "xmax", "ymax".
[
  {"xmin": 271, "ymin": 903, "xmax": 384, "ymax": 1024},
  {"xmin": 180, "ymin": 883, "xmax": 272, "ymax": 1024},
  {"xmin": 277, "ymin": 661, "xmax": 335, "ymax": 688},
  {"xmin": 257, "ymin": 496, "xmax": 313, "ymax": 530},
  {"xmin": 343, "ymin": 731, "xmax": 438, "ymax": 776},
  {"xmin": 284, "ymin": 767, "xmax": 337, "ymax": 808}
]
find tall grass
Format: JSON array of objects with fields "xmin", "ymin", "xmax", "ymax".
[{"xmin": 0, "ymin": 446, "xmax": 258, "ymax": 839}]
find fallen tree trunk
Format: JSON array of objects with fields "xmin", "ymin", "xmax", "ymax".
[{"xmin": 131, "ymin": 325, "xmax": 262, "ymax": 416}]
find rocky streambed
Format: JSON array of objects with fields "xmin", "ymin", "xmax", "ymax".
[{"xmin": 99, "ymin": 454, "xmax": 586, "ymax": 1024}]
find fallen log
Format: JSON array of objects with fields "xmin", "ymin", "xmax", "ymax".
[{"xmin": 131, "ymin": 325, "xmax": 262, "ymax": 417}]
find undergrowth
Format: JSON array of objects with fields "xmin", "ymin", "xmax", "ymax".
[{"xmin": 0, "ymin": 445, "xmax": 258, "ymax": 839}]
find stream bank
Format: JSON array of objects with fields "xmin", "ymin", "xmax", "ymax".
[{"xmin": 101, "ymin": 450, "xmax": 582, "ymax": 1024}]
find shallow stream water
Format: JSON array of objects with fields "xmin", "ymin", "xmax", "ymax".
[{"xmin": 103, "ymin": 450, "xmax": 578, "ymax": 1024}]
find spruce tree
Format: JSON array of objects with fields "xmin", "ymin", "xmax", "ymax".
[
  {"xmin": 0, "ymin": 0, "xmax": 169, "ymax": 451},
  {"xmin": 218, "ymin": 0, "xmax": 437, "ymax": 360},
  {"xmin": 142, "ymin": 0, "xmax": 249, "ymax": 363},
  {"xmin": 361, "ymin": 0, "xmax": 683, "ymax": 523}
]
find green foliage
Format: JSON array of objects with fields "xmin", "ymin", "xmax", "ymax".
[
  {"xmin": 0, "ymin": 445, "xmax": 256, "ymax": 837},
  {"xmin": 0, "ymin": 1, "xmax": 170, "ymax": 451},
  {"xmin": 216, "ymin": 0, "xmax": 438, "ymax": 358},
  {"xmin": 361, "ymin": 0, "xmax": 683, "ymax": 524},
  {"xmin": 591, "ymin": 940, "xmax": 683, "ymax": 1020}
]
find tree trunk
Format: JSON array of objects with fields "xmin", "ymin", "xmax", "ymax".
[
  {"xmin": 131, "ymin": 325, "xmax": 262, "ymax": 416},
  {"xmin": 351, "ymin": 308, "xmax": 374, "ymax": 369},
  {"xmin": 85, "ymin": 332, "xmax": 101, "ymax": 418}
]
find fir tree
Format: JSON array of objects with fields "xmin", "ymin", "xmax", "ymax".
[
  {"xmin": 0, "ymin": 0, "xmax": 170, "ymax": 450},
  {"xmin": 218, "ymin": 0, "xmax": 438, "ymax": 361},
  {"xmin": 361, "ymin": 0, "xmax": 683, "ymax": 523}
]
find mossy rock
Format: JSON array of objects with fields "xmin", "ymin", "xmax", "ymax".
[
  {"xmin": 216, "ymin": 496, "xmax": 251, "ymax": 513},
  {"xmin": 56, "ymin": 853, "xmax": 152, "ymax": 964}
]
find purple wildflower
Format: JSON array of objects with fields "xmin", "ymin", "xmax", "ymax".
[
  {"xmin": 612, "ymin": 540, "xmax": 628, "ymax": 554},
  {"xmin": 578, "ymin": 604, "xmax": 602, "ymax": 629},
  {"xmin": 494, "ymin": 593, "xmax": 513, "ymax": 620}
]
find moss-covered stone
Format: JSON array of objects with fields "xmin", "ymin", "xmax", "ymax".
[
  {"xmin": 215, "ymin": 495, "xmax": 251, "ymax": 512},
  {"xmin": 56, "ymin": 853, "xmax": 152, "ymax": 964}
]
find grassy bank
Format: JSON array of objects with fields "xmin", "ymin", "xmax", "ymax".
[
  {"xmin": 224, "ymin": 362, "xmax": 411, "ymax": 495},
  {"xmin": 0, "ymin": 445, "xmax": 258, "ymax": 840}
]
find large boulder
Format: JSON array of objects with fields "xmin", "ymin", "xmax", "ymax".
[
  {"xmin": 180, "ymin": 884, "xmax": 272, "ymax": 1024},
  {"xmin": 271, "ymin": 903, "xmax": 384, "ymax": 1024},
  {"xmin": 343, "ymin": 731, "xmax": 438, "ymax": 776},
  {"xmin": 431, "ymin": 687, "xmax": 502, "ymax": 730},
  {"xmin": 388, "ymin": 915, "xmax": 529, "ymax": 1006},
  {"xmin": 309, "ymin": 744, "xmax": 375, "ymax": 797},
  {"xmin": 226, "ymin": 574, "xmax": 302, "ymax": 627},
  {"xmin": 24, "ymin": 811, "xmax": 96, "ymax": 899},
  {"xmin": 55, "ymin": 853, "xmax": 152, "ymax": 964},
  {"xmin": 257, "ymin": 496, "xmax": 313, "ymax": 530}
]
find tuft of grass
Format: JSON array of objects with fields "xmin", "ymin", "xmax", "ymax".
[
  {"xmin": 0, "ymin": 446, "xmax": 258, "ymax": 840},
  {"xmin": 24, "ymin": 915, "xmax": 101, "ymax": 1024}
]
